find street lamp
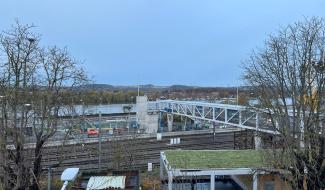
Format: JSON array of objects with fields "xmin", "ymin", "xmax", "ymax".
[
  {"xmin": 24, "ymin": 103, "xmax": 31, "ymax": 108},
  {"xmin": 23, "ymin": 103, "xmax": 32, "ymax": 136},
  {"xmin": 60, "ymin": 168, "xmax": 79, "ymax": 190}
]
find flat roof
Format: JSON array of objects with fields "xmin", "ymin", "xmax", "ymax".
[{"xmin": 164, "ymin": 149, "xmax": 269, "ymax": 169}]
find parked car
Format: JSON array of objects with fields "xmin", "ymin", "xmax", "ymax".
[{"xmin": 87, "ymin": 128, "xmax": 99, "ymax": 138}]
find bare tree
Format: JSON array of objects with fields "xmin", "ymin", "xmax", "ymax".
[
  {"xmin": 244, "ymin": 17, "xmax": 325, "ymax": 189},
  {"xmin": 0, "ymin": 22, "xmax": 87, "ymax": 189},
  {"xmin": 110, "ymin": 133, "xmax": 139, "ymax": 170}
]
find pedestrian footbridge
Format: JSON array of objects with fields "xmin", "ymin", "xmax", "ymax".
[{"xmin": 148, "ymin": 100, "xmax": 277, "ymax": 134}]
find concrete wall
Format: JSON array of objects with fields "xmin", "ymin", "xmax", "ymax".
[{"xmin": 136, "ymin": 96, "xmax": 148, "ymax": 131}]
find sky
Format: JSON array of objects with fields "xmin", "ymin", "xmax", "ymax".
[{"xmin": 1, "ymin": 0, "xmax": 325, "ymax": 87}]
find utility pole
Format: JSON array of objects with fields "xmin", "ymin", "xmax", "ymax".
[
  {"xmin": 98, "ymin": 110, "xmax": 102, "ymax": 171},
  {"xmin": 48, "ymin": 166, "xmax": 52, "ymax": 190}
]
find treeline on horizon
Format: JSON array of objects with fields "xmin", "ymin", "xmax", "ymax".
[{"xmin": 59, "ymin": 85, "xmax": 251, "ymax": 105}]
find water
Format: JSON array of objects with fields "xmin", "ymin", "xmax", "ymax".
[{"xmin": 64, "ymin": 103, "xmax": 136, "ymax": 116}]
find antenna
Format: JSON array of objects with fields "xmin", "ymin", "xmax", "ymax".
[{"xmin": 138, "ymin": 85, "xmax": 140, "ymax": 96}]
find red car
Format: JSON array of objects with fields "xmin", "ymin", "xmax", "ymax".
[{"xmin": 87, "ymin": 128, "xmax": 99, "ymax": 138}]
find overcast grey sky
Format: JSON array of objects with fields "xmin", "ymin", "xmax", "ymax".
[{"xmin": 1, "ymin": 0, "xmax": 325, "ymax": 86}]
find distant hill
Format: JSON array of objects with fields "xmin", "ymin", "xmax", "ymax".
[
  {"xmin": 74, "ymin": 84, "xmax": 249, "ymax": 92},
  {"xmin": 75, "ymin": 84, "xmax": 205, "ymax": 91},
  {"xmin": 169, "ymin": 85, "xmax": 199, "ymax": 90},
  {"xmin": 77, "ymin": 84, "xmax": 115, "ymax": 90}
]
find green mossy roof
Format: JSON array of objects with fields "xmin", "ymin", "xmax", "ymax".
[{"xmin": 164, "ymin": 149, "xmax": 269, "ymax": 169}]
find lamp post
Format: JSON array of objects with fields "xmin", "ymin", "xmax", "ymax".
[
  {"xmin": 80, "ymin": 99, "xmax": 85, "ymax": 133},
  {"xmin": 24, "ymin": 103, "xmax": 32, "ymax": 136},
  {"xmin": 236, "ymin": 86, "xmax": 239, "ymax": 105},
  {"xmin": 0, "ymin": 96, "xmax": 5, "ymax": 115}
]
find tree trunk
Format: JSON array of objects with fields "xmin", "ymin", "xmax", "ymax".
[{"xmin": 30, "ymin": 140, "xmax": 45, "ymax": 190}]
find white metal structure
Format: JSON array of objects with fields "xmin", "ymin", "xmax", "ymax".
[{"xmin": 149, "ymin": 100, "xmax": 277, "ymax": 134}]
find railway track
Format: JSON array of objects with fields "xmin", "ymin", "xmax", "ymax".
[
  {"xmin": 0, "ymin": 129, "xmax": 254, "ymax": 178},
  {"xmin": 38, "ymin": 129, "xmax": 254, "ymax": 176}
]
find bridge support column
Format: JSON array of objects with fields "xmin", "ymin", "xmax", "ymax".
[
  {"xmin": 253, "ymin": 172, "xmax": 258, "ymax": 190},
  {"xmin": 210, "ymin": 174, "xmax": 215, "ymax": 190},
  {"xmin": 160, "ymin": 157, "xmax": 164, "ymax": 180},
  {"xmin": 254, "ymin": 133, "xmax": 262, "ymax": 149},
  {"xmin": 168, "ymin": 171, "xmax": 173, "ymax": 190},
  {"xmin": 182, "ymin": 116, "xmax": 186, "ymax": 131},
  {"xmin": 213, "ymin": 123, "xmax": 216, "ymax": 142},
  {"xmin": 167, "ymin": 114, "xmax": 173, "ymax": 132}
]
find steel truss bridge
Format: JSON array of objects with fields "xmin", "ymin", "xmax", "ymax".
[{"xmin": 149, "ymin": 100, "xmax": 277, "ymax": 134}]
